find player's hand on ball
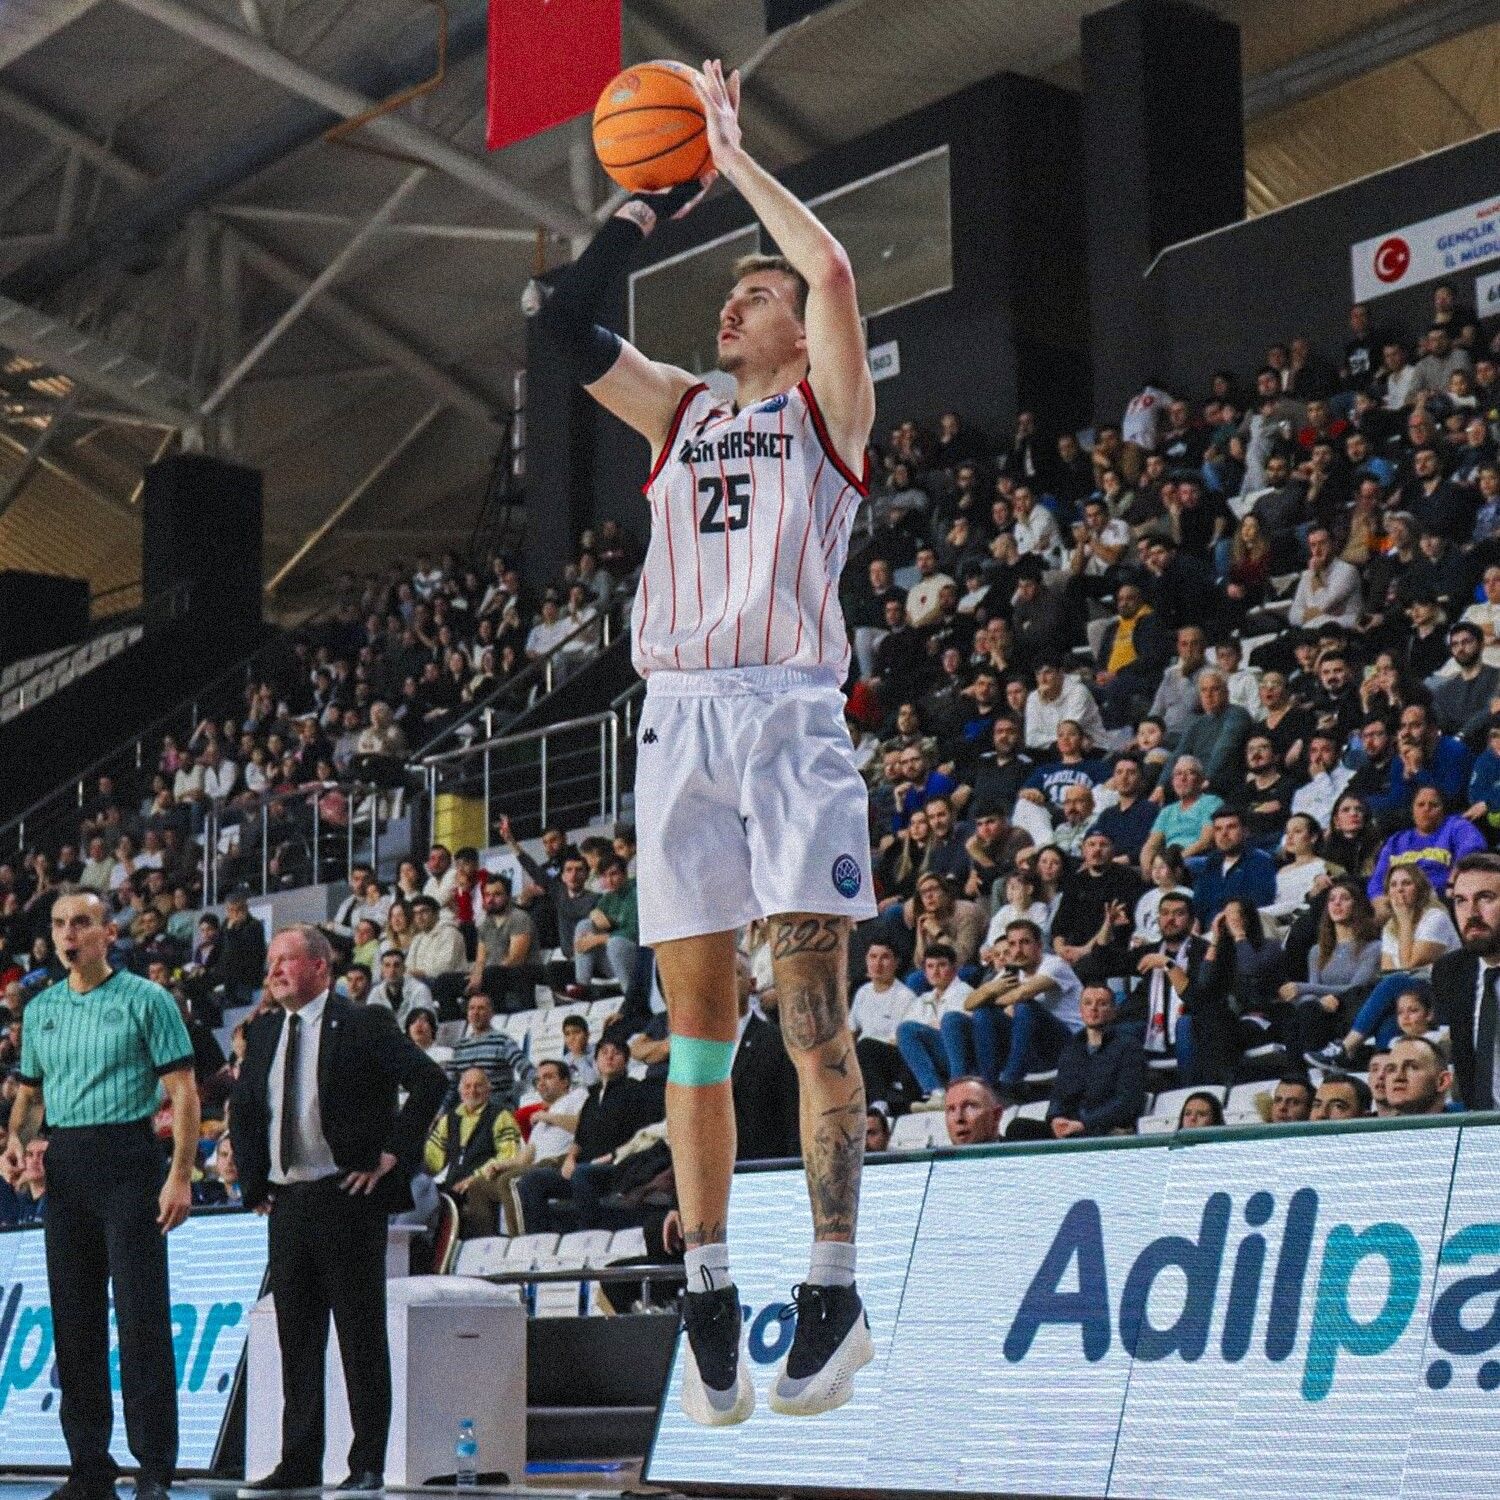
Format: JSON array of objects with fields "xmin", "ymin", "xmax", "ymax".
[{"xmin": 691, "ymin": 59, "xmax": 743, "ymax": 169}]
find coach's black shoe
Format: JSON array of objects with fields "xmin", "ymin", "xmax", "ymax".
[
  {"xmin": 334, "ymin": 1473, "xmax": 383, "ymax": 1495},
  {"xmin": 236, "ymin": 1467, "xmax": 323, "ymax": 1497},
  {"xmin": 680, "ymin": 1281, "xmax": 754, "ymax": 1426},
  {"xmin": 770, "ymin": 1282, "xmax": 874, "ymax": 1416},
  {"xmin": 43, "ymin": 1480, "xmax": 117, "ymax": 1500}
]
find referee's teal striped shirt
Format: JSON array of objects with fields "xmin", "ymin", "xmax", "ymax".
[{"xmin": 16, "ymin": 969, "xmax": 194, "ymax": 1127}]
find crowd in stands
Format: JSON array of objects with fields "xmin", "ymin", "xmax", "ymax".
[
  {"xmin": 3, "ymin": 283, "xmax": 1499, "ymax": 1244},
  {"xmin": 838, "ymin": 280, "xmax": 1500, "ymax": 1136}
]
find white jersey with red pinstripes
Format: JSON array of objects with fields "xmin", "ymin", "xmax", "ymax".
[{"xmin": 631, "ymin": 378, "xmax": 869, "ymax": 680}]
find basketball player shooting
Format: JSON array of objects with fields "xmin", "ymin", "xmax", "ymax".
[{"xmin": 533, "ymin": 59, "xmax": 878, "ymax": 1424}]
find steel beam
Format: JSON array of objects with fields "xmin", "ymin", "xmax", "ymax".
[
  {"xmin": 114, "ymin": 0, "xmax": 592, "ymax": 237},
  {"xmin": 0, "ymin": 86, "xmax": 500, "ymax": 429},
  {"xmin": 0, "ymin": 398, "xmax": 76, "ymax": 522},
  {"xmin": 1246, "ymin": 0, "xmax": 1500, "ymax": 119},
  {"xmin": 200, "ymin": 167, "xmax": 427, "ymax": 415},
  {"xmin": 214, "ymin": 202, "xmax": 547, "ymax": 244},
  {"xmin": 266, "ymin": 401, "xmax": 443, "ymax": 594}
]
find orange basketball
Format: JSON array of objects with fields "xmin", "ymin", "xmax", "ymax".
[{"xmin": 591, "ymin": 60, "xmax": 710, "ymax": 193}]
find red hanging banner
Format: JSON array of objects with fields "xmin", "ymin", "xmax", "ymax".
[{"xmin": 486, "ymin": 0, "xmax": 622, "ymax": 152}]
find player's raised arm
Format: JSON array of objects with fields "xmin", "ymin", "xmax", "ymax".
[
  {"xmin": 691, "ymin": 60, "xmax": 875, "ymax": 473},
  {"xmin": 531, "ymin": 177, "xmax": 713, "ymax": 451}
]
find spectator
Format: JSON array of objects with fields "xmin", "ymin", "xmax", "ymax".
[
  {"xmin": 1311, "ymin": 860, "xmax": 1460, "ymax": 1073},
  {"xmin": 423, "ymin": 1067, "xmax": 524, "ymax": 1241},
  {"xmin": 1024, "ymin": 659, "xmax": 1107, "ymax": 752},
  {"xmin": 943, "ymin": 1076, "xmax": 1002, "ymax": 1146},
  {"xmin": 1383, "ymin": 1035, "xmax": 1452, "ymax": 1116},
  {"xmin": 1176, "ymin": 1092, "xmax": 1225, "ymax": 1130},
  {"xmin": 404, "ymin": 1008, "xmax": 453, "ymax": 1070},
  {"xmin": 1138, "ymin": 758, "xmax": 1223, "ymax": 878},
  {"xmin": 370, "ymin": 950, "xmax": 434, "ymax": 1024},
  {"xmin": 1310, "ymin": 1075, "xmax": 1370, "ymax": 1120},
  {"xmin": 850, "ymin": 942, "xmax": 919, "ymax": 1111},
  {"xmin": 1123, "ymin": 891, "xmax": 1234, "ymax": 1083},
  {"xmin": 468, "ymin": 877, "xmax": 536, "ymax": 1011},
  {"xmin": 560, "ymin": 1015, "xmax": 599, "ymax": 1088},
  {"xmin": 514, "ymin": 1038, "xmax": 655, "ymax": 1233},
  {"xmin": 1366, "ymin": 786, "xmax": 1485, "ymax": 905},
  {"xmin": 1290, "ymin": 732, "xmax": 1354, "ymax": 830},
  {"xmin": 1163, "ymin": 672, "xmax": 1252, "ymax": 795},
  {"xmin": 1149, "ymin": 626, "xmax": 1210, "ymax": 739},
  {"xmin": 1045, "ymin": 983, "xmax": 1147, "ymax": 1138},
  {"xmin": 894, "ymin": 945, "xmax": 973, "ymax": 1104},
  {"xmin": 1269, "ymin": 1076, "xmax": 1315, "ymax": 1123},
  {"xmin": 1192, "ymin": 807, "xmax": 1277, "ymax": 923},
  {"xmin": 949, "ymin": 919, "xmax": 1082, "ymax": 1100},
  {"xmin": 572, "ymin": 857, "xmax": 640, "ymax": 991},
  {"xmin": 1287, "ymin": 526, "xmax": 1362, "ymax": 628},
  {"xmin": 405, "ymin": 896, "xmax": 468, "ymax": 991},
  {"xmin": 1050, "ymin": 831, "xmax": 1139, "ymax": 980},
  {"xmin": 447, "ymin": 992, "xmax": 533, "ymax": 1110}
]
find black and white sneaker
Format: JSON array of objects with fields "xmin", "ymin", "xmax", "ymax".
[
  {"xmin": 769, "ymin": 1282, "xmax": 873, "ymax": 1416},
  {"xmin": 679, "ymin": 1282, "xmax": 754, "ymax": 1427},
  {"xmin": 1305, "ymin": 1041, "xmax": 1357, "ymax": 1073}
]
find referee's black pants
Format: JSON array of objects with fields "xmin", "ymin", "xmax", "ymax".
[
  {"xmin": 44, "ymin": 1121, "xmax": 178, "ymax": 1486},
  {"xmin": 268, "ymin": 1178, "xmax": 390, "ymax": 1478}
]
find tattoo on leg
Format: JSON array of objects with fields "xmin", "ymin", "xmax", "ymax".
[
  {"xmin": 769, "ymin": 916, "xmax": 841, "ymax": 961},
  {"xmin": 683, "ymin": 1220, "xmax": 726, "ymax": 1249},
  {"xmin": 806, "ymin": 1109, "xmax": 862, "ymax": 1240},
  {"xmin": 779, "ymin": 977, "xmax": 844, "ymax": 1052}
]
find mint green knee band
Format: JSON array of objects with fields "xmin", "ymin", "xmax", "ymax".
[{"xmin": 668, "ymin": 1035, "xmax": 736, "ymax": 1085}]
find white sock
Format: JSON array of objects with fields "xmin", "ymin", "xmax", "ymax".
[
  {"xmin": 684, "ymin": 1242, "xmax": 732, "ymax": 1292},
  {"xmin": 807, "ymin": 1240, "xmax": 857, "ymax": 1288}
]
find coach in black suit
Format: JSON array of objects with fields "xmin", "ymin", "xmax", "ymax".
[
  {"xmin": 1433, "ymin": 853, "xmax": 1500, "ymax": 1111},
  {"xmin": 231, "ymin": 924, "xmax": 446, "ymax": 1498}
]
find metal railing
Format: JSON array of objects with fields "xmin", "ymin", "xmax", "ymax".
[
  {"xmin": 194, "ymin": 772, "xmax": 414, "ymax": 908},
  {"xmin": 421, "ymin": 708, "xmax": 624, "ymax": 845},
  {"xmin": 410, "ymin": 603, "xmax": 618, "ymax": 762}
]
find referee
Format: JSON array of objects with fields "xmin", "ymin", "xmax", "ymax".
[{"xmin": 2, "ymin": 888, "xmax": 200, "ymax": 1500}]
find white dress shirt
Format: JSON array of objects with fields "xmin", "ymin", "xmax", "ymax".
[{"xmin": 268, "ymin": 990, "xmax": 338, "ymax": 1184}]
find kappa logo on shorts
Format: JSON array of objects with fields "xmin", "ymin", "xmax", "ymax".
[
  {"xmin": 641, "ymin": 727, "xmax": 659, "ymax": 745},
  {"xmin": 831, "ymin": 854, "xmax": 862, "ymax": 900}
]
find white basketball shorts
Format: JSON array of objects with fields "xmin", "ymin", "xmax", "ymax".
[{"xmin": 634, "ymin": 665, "xmax": 878, "ymax": 946}]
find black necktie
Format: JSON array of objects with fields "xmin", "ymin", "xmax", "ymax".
[
  {"xmin": 280, "ymin": 1013, "xmax": 302, "ymax": 1172},
  {"xmin": 1477, "ymin": 968, "xmax": 1499, "ymax": 1111}
]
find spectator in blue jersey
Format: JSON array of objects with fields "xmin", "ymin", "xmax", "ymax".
[
  {"xmin": 891, "ymin": 744, "xmax": 959, "ymax": 831},
  {"xmin": 1017, "ymin": 720, "xmax": 1110, "ymax": 813},
  {"xmin": 1367, "ymin": 786, "xmax": 1486, "ymax": 911},
  {"xmin": 1192, "ymin": 807, "xmax": 1277, "ymax": 923},
  {"xmin": 1383, "ymin": 702, "xmax": 1473, "ymax": 814}
]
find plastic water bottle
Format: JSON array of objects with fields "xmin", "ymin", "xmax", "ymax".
[{"xmin": 455, "ymin": 1417, "xmax": 478, "ymax": 1487}]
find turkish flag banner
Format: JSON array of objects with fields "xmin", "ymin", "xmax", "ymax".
[{"xmin": 487, "ymin": 0, "xmax": 621, "ymax": 152}]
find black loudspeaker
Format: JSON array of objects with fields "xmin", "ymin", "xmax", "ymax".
[
  {"xmin": 0, "ymin": 570, "xmax": 89, "ymax": 666},
  {"xmin": 142, "ymin": 453, "xmax": 263, "ymax": 634}
]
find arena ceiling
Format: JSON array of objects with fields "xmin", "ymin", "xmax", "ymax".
[{"xmin": 0, "ymin": 0, "xmax": 1495, "ymax": 618}]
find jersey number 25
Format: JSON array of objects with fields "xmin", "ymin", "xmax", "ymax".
[{"xmin": 698, "ymin": 473, "xmax": 751, "ymax": 535}]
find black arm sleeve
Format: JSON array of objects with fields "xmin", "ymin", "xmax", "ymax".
[{"xmin": 532, "ymin": 183, "xmax": 706, "ymax": 384}]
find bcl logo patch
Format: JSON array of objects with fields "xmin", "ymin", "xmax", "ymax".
[{"xmin": 831, "ymin": 855, "xmax": 862, "ymax": 899}]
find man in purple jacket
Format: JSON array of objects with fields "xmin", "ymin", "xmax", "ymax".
[{"xmin": 1367, "ymin": 785, "xmax": 1486, "ymax": 908}]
